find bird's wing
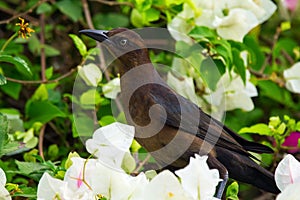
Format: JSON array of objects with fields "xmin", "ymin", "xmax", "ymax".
[{"xmin": 149, "ymin": 84, "xmax": 272, "ymax": 156}]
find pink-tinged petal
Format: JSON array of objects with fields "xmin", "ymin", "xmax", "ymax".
[
  {"xmin": 275, "ymin": 154, "xmax": 300, "ymax": 191},
  {"xmin": 77, "ymin": 170, "xmax": 83, "ymax": 188},
  {"xmin": 284, "ymin": 0, "xmax": 298, "ymax": 11},
  {"xmin": 282, "ymin": 132, "xmax": 300, "ymax": 153}
]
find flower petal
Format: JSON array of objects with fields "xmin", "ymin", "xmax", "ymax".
[
  {"xmin": 275, "ymin": 154, "xmax": 300, "ymax": 191},
  {"xmin": 175, "ymin": 155, "xmax": 221, "ymax": 200},
  {"xmin": 276, "ymin": 182, "xmax": 300, "ymax": 200},
  {"xmin": 214, "ymin": 8, "xmax": 259, "ymax": 42},
  {"xmin": 86, "ymin": 122, "xmax": 135, "ymax": 169}
]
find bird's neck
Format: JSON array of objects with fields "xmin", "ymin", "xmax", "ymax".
[{"xmin": 120, "ymin": 62, "xmax": 169, "ymax": 95}]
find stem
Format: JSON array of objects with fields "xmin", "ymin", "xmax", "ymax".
[
  {"xmin": 40, "ymin": 13, "xmax": 46, "ymax": 81},
  {"xmin": 5, "ymin": 67, "xmax": 78, "ymax": 84},
  {"xmin": 0, "ymin": 32, "xmax": 17, "ymax": 53},
  {"xmin": 38, "ymin": 124, "xmax": 46, "ymax": 160}
]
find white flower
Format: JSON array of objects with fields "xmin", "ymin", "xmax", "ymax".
[
  {"xmin": 275, "ymin": 154, "xmax": 300, "ymax": 200},
  {"xmin": 144, "ymin": 170, "xmax": 190, "ymax": 200},
  {"xmin": 85, "ymin": 122, "xmax": 135, "ymax": 169},
  {"xmin": 207, "ymin": 70, "xmax": 258, "ymax": 112},
  {"xmin": 168, "ymin": 0, "xmax": 277, "ymax": 42},
  {"xmin": 213, "ymin": 8, "xmax": 258, "ymax": 42},
  {"xmin": 276, "ymin": 182, "xmax": 300, "ymax": 200},
  {"xmin": 175, "ymin": 155, "xmax": 221, "ymax": 200},
  {"xmin": 275, "ymin": 154, "xmax": 300, "ymax": 191},
  {"xmin": 0, "ymin": 168, "xmax": 11, "ymax": 200},
  {"xmin": 283, "ymin": 62, "xmax": 300, "ymax": 93},
  {"xmin": 78, "ymin": 63, "xmax": 102, "ymax": 87},
  {"xmin": 167, "ymin": 72, "xmax": 199, "ymax": 105},
  {"xmin": 102, "ymin": 77, "xmax": 121, "ymax": 99},
  {"xmin": 37, "ymin": 172, "xmax": 95, "ymax": 200}
]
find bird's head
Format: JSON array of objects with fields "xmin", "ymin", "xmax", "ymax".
[{"xmin": 80, "ymin": 28, "xmax": 151, "ymax": 74}]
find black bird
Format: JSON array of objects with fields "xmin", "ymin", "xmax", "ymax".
[{"xmin": 80, "ymin": 28, "xmax": 280, "ymax": 198}]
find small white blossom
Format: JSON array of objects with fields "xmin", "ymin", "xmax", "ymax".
[
  {"xmin": 78, "ymin": 63, "xmax": 102, "ymax": 87},
  {"xmin": 283, "ymin": 62, "xmax": 300, "ymax": 93},
  {"xmin": 275, "ymin": 154, "xmax": 300, "ymax": 200},
  {"xmin": 0, "ymin": 168, "xmax": 11, "ymax": 200},
  {"xmin": 85, "ymin": 122, "xmax": 135, "ymax": 169},
  {"xmin": 206, "ymin": 70, "xmax": 258, "ymax": 112},
  {"xmin": 103, "ymin": 77, "xmax": 121, "ymax": 99},
  {"xmin": 175, "ymin": 155, "xmax": 221, "ymax": 200},
  {"xmin": 144, "ymin": 170, "xmax": 190, "ymax": 200},
  {"xmin": 168, "ymin": 0, "xmax": 277, "ymax": 42}
]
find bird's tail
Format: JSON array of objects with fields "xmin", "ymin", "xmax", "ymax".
[{"xmin": 215, "ymin": 147, "xmax": 280, "ymax": 194}]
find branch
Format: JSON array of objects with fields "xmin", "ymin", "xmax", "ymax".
[
  {"xmin": 133, "ymin": 154, "xmax": 151, "ymax": 173},
  {"xmin": 40, "ymin": 13, "xmax": 46, "ymax": 82},
  {"xmin": 82, "ymin": 0, "xmax": 124, "ymax": 113},
  {"xmin": 90, "ymin": 0, "xmax": 134, "ymax": 7},
  {"xmin": 259, "ymin": 27, "xmax": 281, "ymax": 74},
  {"xmin": 38, "ymin": 124, "xmax": 46, "ymax": 160},
  {"xmin": 0, "ymin": 0, "xmax": 47, "ymax": 25},
  {"xmin": 5, "ymin": 68, "xmax": 78, "ymax": 84}
]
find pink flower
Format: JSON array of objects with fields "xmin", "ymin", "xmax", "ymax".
[
  {"xmin": 282, "ymin": 132, "xmax": 300, "ymax": 153},
  {"xmin": 284, "ymin": 0, "xmax": 298, "ymax": 11}
]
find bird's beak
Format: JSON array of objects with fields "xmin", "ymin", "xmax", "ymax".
[{"xmin": 79, "ymin": 29, "xmax": 110, "ymax": 43}]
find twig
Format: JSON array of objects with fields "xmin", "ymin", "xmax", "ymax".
[
  {"xmin": 0, "ymin": 0, "xmax": 47, "ymax": 25},
  {"xmin": 133, "ymin": 154, "xmax": 151, "ymax": 173},
  {"xmin": 82, "ymin": 0, "xmax": 124, "ymax": 113},
  {"xmin": 259, "ymin": 27, "xmax": 281, "ymax": 74},
  {"xmin": 38, "ymin": 124, "xmax": 46, "ymax": 160},
  {"xmin": 82, "ymin": 0, "xmax": 94, "ymax": 29},
  {"xmin": 5, "ymin": 68, "xmax": 77, "ymax": 84},
  {"xmin": 40, "ymin": 13, "xmax": 46, "ymax": 81},
  {"xmin": 281, "ymin": 49, "xmax": 294, "ymax": 65},
  {"xmin": 90, "ymin": 0, "xmax": 134, "ymax": 7}
]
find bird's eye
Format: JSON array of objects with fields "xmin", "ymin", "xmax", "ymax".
[{"xmin": 119, "ymin": 39, "xmax": 127, "ymax": 46}]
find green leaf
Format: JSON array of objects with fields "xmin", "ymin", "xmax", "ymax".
[
  {"xmin": 189, "ymin": 26, "xmax": 217, "ymax": 39},
  {"xmin": 48, "ymin": 144, "xmax": 59, "ymax": 160},
  {"xmin": 281, "ymin": 21, "xmax": 291, "ymax": 32},
  {"xmin": 69, "ymin": 34, "xmax": 87, "ymax": 57},
  {"xmin": 144, "ymin": 8, "xmax": 160, "ymax": 23},
  {"xmin": 45, "ymin": 67, "xmax": 53, "ymax": 79},
  {"xmin": 0, "ymin": 74, "xmax": 6, "ymax": 85},
  {"xmin": 80, "ymin": 89, "xmax": 102, "ymax": 108},
  {"xmin": 239, "ymin": 123, "xmax": 272, "ymax": 136},
  {"xmin": 296, "ymin": 121, "xmax": 300, "ymax": 131},
  {"xmin": 99, "ymin": 115, "xmax": 115, "ymax": 126},
  {"xmin": 55, "ymin": 0, "xmax": 83, "ymax": 22},
  {"xmin": 0, "ymin": 114, "xmax": 9, "ymax": 157},
  {"xmin": 32, "ymin": 84, "xmax": 48, "ymax": 101},
  {"xmin": 26, "ymin": 101, "xmax": 66, "ymax": 126},
  {"xmin": 135, "ymin": 0, "xmax": 152, "ymax": 11},
  {"xmin": 93, "ymin": 13, "xmax": 129, "ymax": 29},
  {"xmin": 232, "ymin": 48, "xmax": 246, "ymax": 84},
  {"xmin": 0, "ymin": 55, "xmax": 32, "ymax": 78},
  {"xmin": 72, "ymin": 114, "xmax": 94, "ymax": 137},
  {"xmin": 44, "ymin": 45, "xmax": 60, "ymax": 57},
  {"xmin": 0, "ymin": 81, "xmax": 22, "ymax": 100},
  {"xmin": 36, "ymin": 2, "xmax": 52, "ymax": 14},
  {"xmin": 15, "ymin": 160, "xmax": 48, "ymax": 175},
  {"xmin": 244, "ymin": 35, "xmax": 265, "ymax": 71},
  {"xmin": 121, "ymin": 152, "xmax": 136, "ymax": 173},
  {"xmin": 226, "ymin": 181, "xmax": 239, "ymax": 200},
  {"xmin": 130, "ymin": 8, "xmax": 144, "ymax": 28},
  {"xmin": 200, "ymin": 58, "xmax": 223, "ymax": 91},
  {"xmin": 258, "ymin": 80, "xmax": 296, "ymax": 108}
]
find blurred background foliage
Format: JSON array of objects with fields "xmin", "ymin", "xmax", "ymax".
[{"xmin": 0, "ymin": 0, "xmax": 299, "ymax": 199}]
